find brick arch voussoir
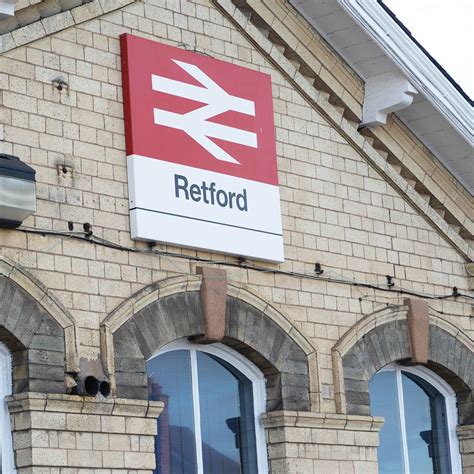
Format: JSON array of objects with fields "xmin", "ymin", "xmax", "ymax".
[
  {"xmin": 341, "ymin": 319, "xmax": 411, "ymax": 416},
  {"xmin": 336, "ymin": 314, "xmax": 473, "ymax": 424},
  {"xmin": 0, "ymin": 276, "xmax": 66, "ymax": 394},
  {"xmin": 111, "ymin": 290, "xmax": 312, "ymax": 412},
  {"xmin": 428, "ymin": 325, "xmax": 473, "ymax": 424},
  {"xmin": 225, "ymin": 296, "xmax": 310, "ymax": 411}
]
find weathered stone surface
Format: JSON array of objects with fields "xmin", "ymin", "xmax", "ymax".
[
  {"xmin": 113, "ymin": 293, "xmax": 310, "ymax": 411},
  {"xmin": 0, "ymin": 277, "xmax": 66, "ymax": 394},
  {"xmin": 428, "ymin": 326, "xmax": 474, "ymax": 424},
  {"xmin": 342, "ymin": 320, "xmax": 473, "ymax": 424},
  {"xmin": 192, "ymin": 266, "xmax": 227, "ymax": 343},
  {"xmin": 7, "ymin": 393, "xmax": 162, "ymax": 471},
  {"xmin": 405, "ymin": 298, "xmax": 430, "ymax": 363}
]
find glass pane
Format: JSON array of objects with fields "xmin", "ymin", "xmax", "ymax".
[
  {"xmin": 197, "ymin": 352, "xmax": 258, "ymax": 474},
  {"xmin": 369, "ymin": 371, "xmax": 405, "ymax": 473},
  {"xmin": 148, "ymin": 350, "xmax": 197, "ymax": 474},
  {"xmin": 402, "ymin": 372, "xmax": 451, "ymax": 474}
]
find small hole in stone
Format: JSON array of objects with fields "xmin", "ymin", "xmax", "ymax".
[
  {"xmin": 84, "ymin": 376, "xmax": 99, "ymax": 396},
  {"xmin": 100, "ymin": 380, "xmax": 111, "ymax": 397}
]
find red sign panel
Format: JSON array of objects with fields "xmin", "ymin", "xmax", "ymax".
[{"xmin": 121, "ymin": 34, "xmax": 278, "ymax": 186}]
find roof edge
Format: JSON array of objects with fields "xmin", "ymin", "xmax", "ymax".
[
  {"xmin": 339, "ymin": 0, "xmax": 473, "ymax": 145},
  {"xmin": 377, "ymin": 0, "xmax": 473, "ymax": 105}
]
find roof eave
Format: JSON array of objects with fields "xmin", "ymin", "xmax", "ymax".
[{"xmin": 339, "ymin": 0, "xmax": 472, "ymax": 145}]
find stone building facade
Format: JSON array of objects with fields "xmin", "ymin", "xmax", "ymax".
[{"xmin": 0, "ymin": 0, "xmax": 472, "ymax": 472}]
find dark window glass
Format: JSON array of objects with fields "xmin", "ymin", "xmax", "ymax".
[
  {"xmin": 369, "ymin": 369, "xmax": 452, "ymax": 474},
  {"xmin": 369, "ymin": 371, "xmax": 404, "ymax": 473},
  {"xmin": 197, "ymin": 352, "xmax": 257, "ymax": 474},
  {"xmin": 147, "ymin": 348, "xmax": 259, "ymax": 474},
  {"xmin": 402, "ymin": 373, "xmax": 451, "ymax": 474},
  {"xmin": 148, "ymin": 350, "xmax": 197, "ymax": 474}
]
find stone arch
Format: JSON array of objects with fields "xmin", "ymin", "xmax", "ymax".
[
  {"xmin": 332, "ymin": 305, "xmax": 473, "ymax": 424},
  {"xmin": 101, "ymin": 276, "xmax": 318, "ymax": 411},
  {"xmin": 0, "ymin": 256, "xmax": 78, "ymax": 393}
]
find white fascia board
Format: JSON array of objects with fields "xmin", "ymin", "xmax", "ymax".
[
  {"xmin": 339, "ymin": 0, "xmax": 473, "ymax": 145},
  {"xmin": 0, "ymin": 0, "xmax": 19, "ymax": 19}
]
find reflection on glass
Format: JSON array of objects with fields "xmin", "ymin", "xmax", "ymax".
[
  {"xmin": 148, "ymin": 350, "xmax": 197, "ymax": 474},
  {"xmin": 197, "ymin": 352, "xmax": 258, "ymax": 474},
  {"xmin": 370, "ymin": 369, "xmax": 452, "ymax": 474},
  {"xmin": 402, "ymin": 373, "xmax": 451, "ymax": 474},
  {"xmin": 369, "ymin": 371, "xmax": 404, "ymax": 473},
  {"xmin": 402, "ymin": 372, "xmax": 434, "ymax": 473},
  {"xmin": 147, "ymin": 349, "xmax": 259, "ymax": 474}
]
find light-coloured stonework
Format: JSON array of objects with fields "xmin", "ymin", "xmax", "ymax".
[{"xmin": 0, "ymin": 0, "xmax": 472, "ymax": 472}]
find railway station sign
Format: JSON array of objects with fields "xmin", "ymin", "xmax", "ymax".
[{"xmin": 121, "ymin": 34, "xmax": 284, "ymax": 262}]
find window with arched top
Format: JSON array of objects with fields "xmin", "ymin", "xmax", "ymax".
[
  {"xmin": 369, "ymin": 364, "xmax": 462, "ymax": 474},
  {"xmin": 0, "ymin": 342, "xmax": 16, "ymax": 473},
  {"xmin": 146, "ymin": 340, "xmax": 268, "ymax": 474}
]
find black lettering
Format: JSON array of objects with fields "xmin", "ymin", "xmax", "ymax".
[
  {"xmin": 190, "ymin": 184, "xmax": 201, "ymax": 202},
  {"xmin": 236, "ymin": 189, "xmax": 248, "ymax": 211},
  {"xmin": 209, "ymin": 182, "xmax": 216, "ymax": 205},
  {"xmin": 201, "ymin": 181, "xmax": 210, "ymax": 204},
  {"xmin": 175, "ymin": 176, "xmax": 248, "ymax": 212},
  {"xmin": 216, "ymin": 190, "xmax": 228, "ymax": 207},
  {"xmin": 175, "ymin": 174, "xmax": 189, "ymax": 199}
]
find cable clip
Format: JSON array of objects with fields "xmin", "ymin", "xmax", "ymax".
[
  {"xmin": 314, "ymin": 263, "xmax": 324, "ymax": 275},
  {"xmin": 83, "ymin": 222, "xmax": 93, "ymax": 237}
]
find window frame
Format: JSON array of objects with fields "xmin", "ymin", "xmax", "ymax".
[
  {"xmin": 149, "ymin": 339, "xmax": 269, "ymax": 474},
  {"xmin": 0, "ymin": 342, "xmax": 16, "ymax": 473},
  {"xmin": 376, "ymin": 363, "xmax": 462, "ymax": 474}
]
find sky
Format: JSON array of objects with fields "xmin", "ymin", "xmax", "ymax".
[{"xmin": 383, "ymin": 0, "xmax": 473, "ymax": 99}]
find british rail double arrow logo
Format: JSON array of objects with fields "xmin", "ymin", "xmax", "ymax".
[{"xmin": 151, "ymin": 60, "xmax": 257, "ymax": 165}]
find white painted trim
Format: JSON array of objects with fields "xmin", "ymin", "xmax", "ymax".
[
  {"xmin": 189, "ymin": 348, "xmax": 204, "ymax": 474},
  {"xmin": 379, "ymin": 363, "xmax": 462, "ymax": 473},
  {"xmin": 395, "ymin": 370, "xmax": 410, "ymax": 473},
  {"xmin": 0, "ymin": 342, "xmax": 16, "ymax": 473},
  {"xmin": 361, "ymin": 71, "xmax": 417, "ymax": 127},
  {"xmin": 0, "ymin": 0, "xmax": 19, "ymax": 19},
  {"xmin": 339, "ymin": 0, "xmax": 473, "ymax": 144},
  {"xmin": 150, "ymin": 339, "xmax": 269, "ymax": 474}
]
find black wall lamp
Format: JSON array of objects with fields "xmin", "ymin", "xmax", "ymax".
[{"xmin": 0, "ymin": 154, "xmax": 36, "ymax": 228}]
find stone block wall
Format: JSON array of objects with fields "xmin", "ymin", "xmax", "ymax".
[
  {"xmin": 262, "ymin": 411, "xmax": 383, "ymax": 473},
  {"xmin": 0, "ymin": 276, "xmax": 67, "ymax": 394},
  {"xmin": 458, "ymin": 425, "xmax": 474, "ymax": 472},
  {"xmin": 0, "ymin": 0, "xmax": 472, "ymax": 472},
  {"xmin": 7, "ymin": 392, "xmax": 163, "ymax": 473},
  {"xmin": 0, "ymin": 0, "xmax": 470, "ymax": 376}
]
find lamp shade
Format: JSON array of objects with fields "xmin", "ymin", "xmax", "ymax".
[{"xmin": 0, "ymin": 154, "xmax": 36, "ymax": 228}]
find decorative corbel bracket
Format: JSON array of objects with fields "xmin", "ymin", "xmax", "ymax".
[
  {"xmin": 189, "ymin": 266, "xmax": 227, "ymax": 344},
  {"xmin": 405, "ymin": 298, "xmax": 429, "ymax": 364},
  {"xmin": 0, "ymin": 0, "xmax": 19, "ymax": 19},
  {"xmin": 361, "ymin": 71, "xmax": 418, "ymax": 127}
]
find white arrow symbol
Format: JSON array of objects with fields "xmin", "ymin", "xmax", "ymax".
[{"xmin": 152, "ymin": 60, "xmax": 257, "ymax": 164}]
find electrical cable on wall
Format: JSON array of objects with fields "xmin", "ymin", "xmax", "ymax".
[{"xmin": 1, "ymin": 226, "xmax": 472, "ymax": 304}]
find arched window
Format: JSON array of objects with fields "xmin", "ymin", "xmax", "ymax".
[
  {"xmin": 0, "ymin": 342, "xmax": 15, "ymax": 473},
  {"xmin": 369, "ymin": 364, "xmax": 461, "ymax": 474},
  {"xmin": 147, "ymin": 339, "xmax": 267, "ymax": 474}
]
